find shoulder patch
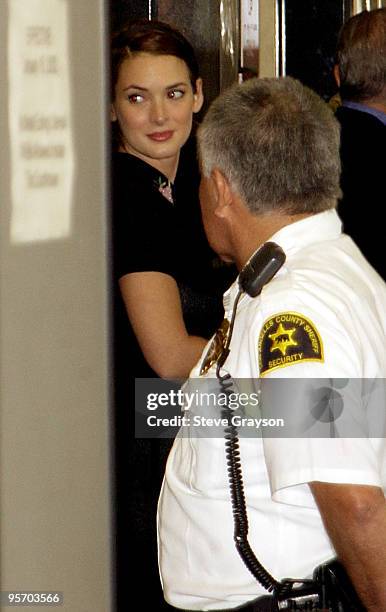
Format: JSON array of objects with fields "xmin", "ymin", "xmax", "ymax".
[{"xmin": 258, "ymin": 312, "xmax": 324, "ymax": 376}]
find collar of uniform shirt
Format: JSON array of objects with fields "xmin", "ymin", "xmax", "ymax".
[
  {"xmin": 269, "ymin": 208, "xmax": 342, "ymax": 258},
  {"xmin": 223, "ymin": 208, "xmax": 342, "ymax": 312},
  {"xmin": 342, "ymin": 100, "xmax": 386, "ymax": 126}
]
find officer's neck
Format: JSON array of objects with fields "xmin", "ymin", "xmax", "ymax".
[{"xmin": 234, "ymin": 212, "xmax": 311, "ymax": 271}]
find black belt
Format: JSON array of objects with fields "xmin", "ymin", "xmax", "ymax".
[
  {"xmin": 224, "ymin": 595, "xmax": 275, "ymax": 611},
  {"xmin": 173, "ymin": 595, "xmax": 275, "ymax": 612}
]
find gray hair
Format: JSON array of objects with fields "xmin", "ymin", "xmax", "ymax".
[
  {"xmin": 336, "ymin": 8, "xmax": 386, "ymax": 103},
  {"xmin": 198, "ymin": 77, "xmax": 341, "ymax": 215}
]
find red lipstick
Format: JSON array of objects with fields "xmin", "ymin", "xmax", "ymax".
[{"xmin": 147, "ymin": 131, "xmax": 174, "ymax": 142}]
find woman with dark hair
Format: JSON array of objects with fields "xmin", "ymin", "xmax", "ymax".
[
  {"xmin": 111, "ymin": 19, "xmax": 232, "ymax": 379},
  {"xmin": 110, "ymin": 20, "xmax": 235, "ymax": 610}
]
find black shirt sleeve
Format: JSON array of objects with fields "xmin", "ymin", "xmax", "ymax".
[{"xmin": 112, "ymin": 154, "xmax": 179, "ymax": 281}]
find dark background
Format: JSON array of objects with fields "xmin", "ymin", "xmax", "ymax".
[
  {"xmin": 285, "ymin": 0, "xmax": 343, "ymax": 100},
  {"xmin": 109, "ymin": 0, "xmax": 349, "ymax": 103}
]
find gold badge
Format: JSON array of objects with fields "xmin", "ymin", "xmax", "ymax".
[
  {"xmin": 258, "ymin": 312, "xmax": 324, "ymax": 376},
  {"xmin": 200, "ymin": 319, "xmax": 230, "ymax": 375}
]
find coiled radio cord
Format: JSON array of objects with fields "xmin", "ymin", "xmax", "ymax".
[
  {"xmin": 216, "ymin": 289, "xmax": 280, "ymax": 593},
  {"xmin": 215, "ymin": 290, "xmax": 319, "ymax": 606}
]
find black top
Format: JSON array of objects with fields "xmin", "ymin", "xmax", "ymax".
[
  {"xmin": 335, "ymin": 105, "xmax": 385, "ymax": 279},
  {"xmin": 111, "ymin": 140, "xmax": 236, "ymax": 380},
  {"xmin": 111, "ymin": 141, "xmax": 238, "ymax": 611}
]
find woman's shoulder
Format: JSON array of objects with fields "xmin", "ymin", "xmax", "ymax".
[
  {"xmin": 112, "ymin": 153, "xmax": 173, "ymax": 214},
  {"xmin": 112, "ymin": 152, "xmax": 161, "ymax": 184}
]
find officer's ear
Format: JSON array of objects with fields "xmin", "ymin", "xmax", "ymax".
[
  {"xmin": 193, "ymin": 78, "xmax": 204, "ymax": 114},
  {"xmin": 210, "ymin": 168, "xmax": 234, "ymax": 220}
]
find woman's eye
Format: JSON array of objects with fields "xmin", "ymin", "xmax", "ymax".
[
  {"xmin": 168, "ymin": 89, "xmax": 184, "ymax": 100},
  {"xmin": 127, "ymin": 94, "xmax": 144, "ymax": 104}
]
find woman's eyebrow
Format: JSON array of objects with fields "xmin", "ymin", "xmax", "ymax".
[
  {"xmin": 122, "ymin": 81, "xmax": 189, "ymax": 92},
  {"xmin": 122, "ymin": 84, "xmax": 148, "ymax": 92},
  {"xmin": 166, "ymin": 81, "xmax": 188, "ymax": 88}
]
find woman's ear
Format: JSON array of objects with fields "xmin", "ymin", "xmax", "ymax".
[
  {"xmin": 110, "ymin": 103, "xmax": 117, "ymax": 122},
  {"xmin": 193, "ymin": 78, "xmax": 204, "ymax": 114},
  {"xmin": 333, "ymin": 64, "xmax": 341, "ymax": 88}
]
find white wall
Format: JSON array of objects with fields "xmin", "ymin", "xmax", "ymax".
[{"xmin": 0, "ymin": 1, "xmax": 113, "ymax": 611}]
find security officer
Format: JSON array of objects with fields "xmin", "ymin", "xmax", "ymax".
[{"xmin": 157, "ymin": 77, "xmax": 386, "ymax": 611}]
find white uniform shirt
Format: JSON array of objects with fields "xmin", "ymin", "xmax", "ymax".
[{"xmin": 158, "ymin": 210, "xmax": 386, "ymax": 610}]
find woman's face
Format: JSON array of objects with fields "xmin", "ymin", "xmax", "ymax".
[{"xmin": 111, "ymin": 52, "xmax": 203, "ymax": 179}]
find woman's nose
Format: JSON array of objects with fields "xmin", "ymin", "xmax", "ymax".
[{"xmin": 150, "ymin": 98, "xmax": 168, "ymax": 124}]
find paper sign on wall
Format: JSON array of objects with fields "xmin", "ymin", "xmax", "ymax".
[
  {"xmin": 241, "ymin": 0, "xmax": 259, "ymax": 73},
  {"xmin": 8, "ymin": 0, "xmax": 74, "ymax": 243}
]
